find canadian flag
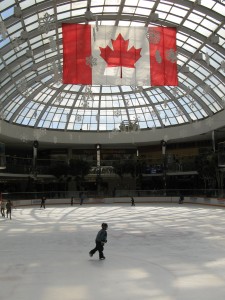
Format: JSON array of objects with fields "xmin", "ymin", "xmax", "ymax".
[{"xmin": 62, "ymin": 24, "xmax": 178, "ymax": 86}]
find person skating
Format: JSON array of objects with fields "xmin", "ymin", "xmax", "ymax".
[
  {"xmin": 40, "ymin": 196, "xmax": 46, "ymax": 209},
  {"xmin": 79, "ymin": 192, "xmax": 84, "ymax": 205},
  {"xmin": 131, "ymin": 197, "xmax": 135, "ymax": 206},
  {"xmin": 179, "ymin": 194, "xmax": 184, "ymax": 204},
  {"xmin": 6, "ymin": 200, "xmax": 13, "ymax": 220},
  {"xmin": 89, "ymin": 223, "xmax": 108, "ymax": 260}
]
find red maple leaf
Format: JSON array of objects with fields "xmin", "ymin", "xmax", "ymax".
[{"xmin": 99, "ymin": 33, "xmax": 142, "ymax": 78}]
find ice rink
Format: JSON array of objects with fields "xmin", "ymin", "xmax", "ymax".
[{"xmin": 1, "ymin": 203, "xmax": 225, "ymax": 300}]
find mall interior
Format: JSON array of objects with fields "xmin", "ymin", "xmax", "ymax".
[{"xmin": 0, "ymin": 0, "xmax": 225, "ymax": 201}]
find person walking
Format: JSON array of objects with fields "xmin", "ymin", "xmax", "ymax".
[
  {"xmin": 89, "ymin": 223, "xmax": 108, "ymax": 260},
  {"xmin": 79, "ymin": 192, "xmax": 84, "ymax": 205},
  {"xmin": 6, "ymin": 200, "xmax": 13, "ymax": 220},
  {"xmin": 1, "ymin": 200, "xmax": 5, "ymax": 217}
]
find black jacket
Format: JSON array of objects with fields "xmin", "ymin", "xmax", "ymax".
[{"xmin": 95, "ymin": 229, "xmax": 107, "ymax": 243}]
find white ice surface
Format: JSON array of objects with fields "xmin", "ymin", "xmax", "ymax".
[{"xmin": 1, "ymin": 203, "xmax": 225, "ymax": 300}]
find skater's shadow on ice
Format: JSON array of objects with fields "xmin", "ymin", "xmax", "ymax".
[{"xmin": 89, "ymin": 259, "xmax": 105, "ymax": 268}]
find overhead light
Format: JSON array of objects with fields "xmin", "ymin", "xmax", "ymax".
[
  {"xmin": 178, "ymin": 65, "xmax": 189, "ymax": 73},
  {"xmin": 14, "ymin": 6, "xmax": 22, "ymax": 18},
  {"xmin": 35, "ymin": 76, "xmax": 40, "ymax": 82},
  {"xmin": 182, "ymin": 66, "xmax": 190, "ymax": 73},
  {"xmin": 85, "ymin": 10, "xmax": 95, "ymax": 21},
  {"xmin": 32, "ymin": 64, "xmax": 37, "ymax": 71},
  {"xmin": 221, "ymin": 60, "xmax": 225, "ymax": 72},
  {"xmin": 26, "ymin": 50, "xmax": 33, "ymax": 58},
  {"xmin": 0, "ymin": 21, "xmax": 7, "ymax": 39},
  {"xmin": 196, "ymin": 53, "xmax": 203, "ymax": 60},
  {"xmin": 149, "ymin": 13, "xmax": 159, "ymax": 22},
  {"xmin": 210, "ymin": 35, "xmax": 220, "ymax": 44},
  {"xmin": 20, "ymin": 30, "xmax": 28, "ymax": 40}
]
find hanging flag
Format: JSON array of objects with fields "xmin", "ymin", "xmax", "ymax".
[{"xmin": 62, "ymin": 24, "xmax": 178, "ymax": 86}]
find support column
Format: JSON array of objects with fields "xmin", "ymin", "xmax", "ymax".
[
  {"xmin": 212, "ymin": 130, "xmax": 215, "ymax": 153},
  {"xmin": 96, "ymin": 144, "xmax": 101, "ymax": 194},
  {"xmin": 161, "ymin": 140, "xmax": 167, "ymax": 196},
  {"xmin": 32, "ymin": 140, "xmax": 39, "ymax": 179}
]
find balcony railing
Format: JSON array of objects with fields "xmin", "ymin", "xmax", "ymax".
[
  {"xmin": 2, "ymin": 188, "xmax": 224, "ymax": 202},
  {"xmin": 1, "ymin": 155, "xmax": 200, "ymax": 176}
]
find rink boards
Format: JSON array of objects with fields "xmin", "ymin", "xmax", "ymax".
[{"xmin": 10, "ymin": 196, "xmax": 225, "ymax": 208}]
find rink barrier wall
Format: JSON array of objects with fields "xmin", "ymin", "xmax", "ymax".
[{"xmin": 11, "ymin": 196, "xmax": 225, "ymax": 207}]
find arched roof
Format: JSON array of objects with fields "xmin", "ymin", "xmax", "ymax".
[{"xmin": 0, "ymin": 0, "xmax": 224, "ymax": 141}]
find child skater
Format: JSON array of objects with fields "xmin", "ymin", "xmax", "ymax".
[{"xmin": 89, "ymin": 223, "xmax": 108, "ymax": 260}]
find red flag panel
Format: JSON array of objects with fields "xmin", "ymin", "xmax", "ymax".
[
  {"xmin": 149, "ymin": 27, "xmax": 178, "ymax": 86},
  {"xmin": 62, "ymin": 24, "xmax": 92, "ymax": 84}
]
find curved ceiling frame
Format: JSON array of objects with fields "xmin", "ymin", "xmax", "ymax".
[{"xmin": 0, "ymin": 0, "xmax": 224, "ymax": 133}]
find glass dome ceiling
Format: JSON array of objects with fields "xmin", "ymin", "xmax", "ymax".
[{"xmin": 0, "ymin": 0, "xmax": 225, "ymax": 132}]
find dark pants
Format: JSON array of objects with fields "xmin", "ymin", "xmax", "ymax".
[
  {"xmin": 1, "ymin": 208, "xmax": 5, "ymax": 217},
  {"xmin": 7, "ymin": 209, "xmax": 11, "ymax": 219},
  {"xmin": 90, "ymin": 241, "xmax": 104, "ymax": 259}
]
